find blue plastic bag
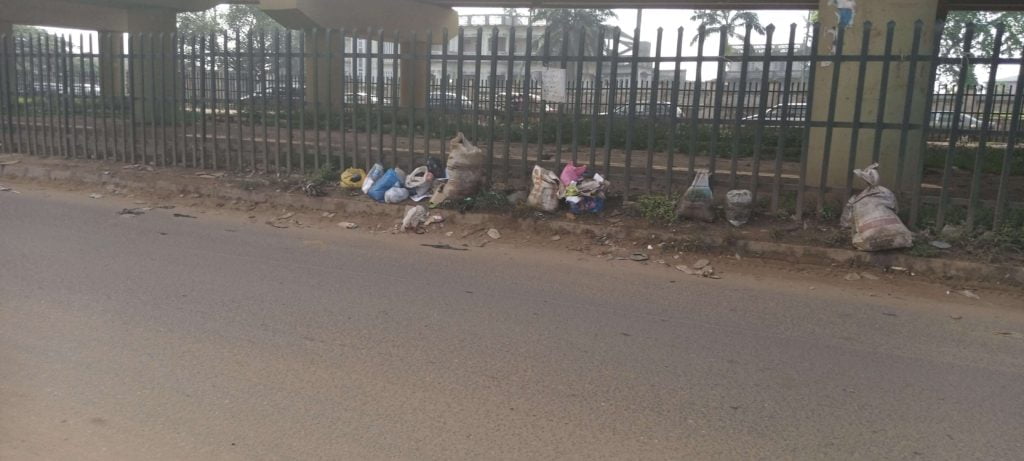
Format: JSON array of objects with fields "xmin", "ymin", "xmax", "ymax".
[
  {"xmin": 367, "ymin": 169, "xmax": 401, "ymax": 202},
  {"xmin": 570, "ymin": 196, "xmax": 605, "ymax": 214}
]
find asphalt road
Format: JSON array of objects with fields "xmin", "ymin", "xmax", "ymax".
[{"xmin": 2, "ymin": 188, "xmax": 1023, "ymax": 460}]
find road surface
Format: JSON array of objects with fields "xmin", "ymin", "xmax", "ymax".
[{"xmin": 2, "ymin": 187, "xmax": 1023, "ymax": 460}]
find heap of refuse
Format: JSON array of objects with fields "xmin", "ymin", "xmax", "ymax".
[
  {"xmin": 527, "ymin": 163, "xmax": 609, "ymax": 214},
  {"xmin": 338, "ymin": 132, "xmax": 485, "ymax": 207}
]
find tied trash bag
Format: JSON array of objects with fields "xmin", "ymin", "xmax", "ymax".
[
  {"xmin": 560, "ymin": 163, "xmax": 587, "ymax": 186},
  {"xmin": 429, "ymin": 133, "xmax": 486, "ymax": 206},
  {"xmin": 527, "ymin": 165, "xmax": 564, "ymax": 212},
  {"xmin": 725, "ymin": 189, "xmax": 752, "ymax": 227},
  {"xmin": 405, "ymin": 166, "xmax": 434, "ymax": 197},
  {"xmin": 367, "ymin": 168, "xmax": 401, "ymax": 202},
  {"xmin": 384, "ymin": 186, "xmax": 410, "ymax": 203},
  {"xmin": 570, "ymin": 196, "xmax": 605, "ymax": 214},
  {"xmin": 675, "ymin": 169, "xmax": 715, "ymax": 222},
  {"xmin": 841, "ymin": 163, "xmax": 913, "ymax": 251},
  {"xmin": 426, "ymin": 156, "xmax": 445, "ymax": 179},
  {"xmin": 362, "ymin": 163, "xmax": 385, "ymax": 194},
  {"xmin": 340, "ymin": 168, "xmax": 366, "ymax": 189}
]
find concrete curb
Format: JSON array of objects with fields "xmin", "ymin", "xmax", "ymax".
[{"xmin": 4, "ymin": 159, "xmax": 1022, "ymax": 288}]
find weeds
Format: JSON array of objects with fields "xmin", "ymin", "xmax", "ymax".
[{"xmin": 637, "ymin": 195, "xmax": 677, "ymax": 225}]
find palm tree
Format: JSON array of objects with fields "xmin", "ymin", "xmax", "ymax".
[{"xmin": 689, "ymin": 10, "xmax": 765, "ymax": 46}]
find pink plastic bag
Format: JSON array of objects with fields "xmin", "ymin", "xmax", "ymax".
[{"xmin": 560, "ymin": 163, "xmax": 587, "ymax": 186}]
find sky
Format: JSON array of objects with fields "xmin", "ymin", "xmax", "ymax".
[{"xmin": 37, "ymin": 6, "xmax": 1020, "ymax": 82}]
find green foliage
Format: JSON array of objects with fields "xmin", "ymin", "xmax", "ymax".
[
  {"xmin": 637, "ymin": 194, "xmax": 677, "ymax": 224},
  {"xmin": 939, "ymin": 11, "xmax": 1024, "ymax": 85},
  {"xmin": 923, "ymin": 145, "xmax": 1024, "ymax": 176},
  {"xmin": 690, "ymin": 10, "xmax": 765, "ymax": 46},
  {"xmin": 307, "ymin": 164, "xmax": 338, "ymax": 185}
]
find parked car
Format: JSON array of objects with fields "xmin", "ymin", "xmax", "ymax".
[
  {"xmin": 929, "ymin": 112, "xmax": 987, "ymax": 131},
  {"xmin": 601, "ymin": 103, "xmax": 684, "ymax": 119},
  {"xmin": 427, "ymin": 91, "xmax": 474, "ymax": 110},
  {"xmin": 240, "ymin": 86, "xmax": 305, "ymax": 108},
  {"xmin": 344, "ymin": 92, "xmax": 379, "ymax": 105},
  {"xmin": 742, "ymin": 103, "xmax": 808, "ymax": 125},
  {"xmin": 497, "ymin": 92, "xmax": 558, "ymax": 114}
]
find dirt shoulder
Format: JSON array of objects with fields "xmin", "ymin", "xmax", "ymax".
[{"xmin": 2, "ymin": 153, "xmax": 1022, "ymax": 298}]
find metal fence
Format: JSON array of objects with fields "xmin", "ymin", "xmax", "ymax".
[{"xmin": 0, "ymin": 21, "xmax": 1022, "ymax": 231}]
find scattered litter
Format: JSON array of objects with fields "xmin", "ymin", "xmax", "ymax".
[
  {"xmin": 445, "ymin": 231, "xmax": 454, "ymax": 237},
  {"xmin": 630, "ymin": 253, "xmax": 649, "ymax": 262},
  {"xmin": 321, "ymin": 212, "xmax": 336, "ymax": 218},
  {"xmin": 994, "ymin": 331, "xmax": 1023, "ymax": 339},
  {"xmin": 118, "ymin": 207, "xmax": 149, "ymax": 216},
  {"xmin": 693, "ymin": 259, "xmax": 710, "ymax": 270},
  {"xmin": 0, "ymin": 184, "xmax": 17, "ymax": 193},
  {"xmin": 89, "ymin": 193, "xmax": 103, "ymax": 199},
  {"xmin": 844, "ymin": 272, "xmax": 862, "ymax": 281},
  {"xmin": 422, "ymin": 243, "xmax": 468, "ymax": 251},
  {"xmin": 890, "ymin": 266, "xmax": 909, "ymax": 272},
  {"xmin": 725, "ymin": 189, "xmax": 752, "ymax": 226},
  {"xmin": 340, "ymin": 167, "xmax": 366, "ymax": 189},
  {"xmin": 551, "ymin": 235, "xmax": 561, "ymax": 241},
  {"xmin": 882, "ymin": 312, "xmax": 898, "ymax": 317},
  {"xmin": 675, "ymin": 265, "xmax": 696, "ymax": 275},
  {"xmin": 929, "ymin": 240, "xmax": 952, "ymax": 249},
  {"xmin": 840, "ymin": 163, "xmax": 913, "ymax": 251},
  {"xmin": 338, "ymin": 222, "xmax": 358, "ymax": 229},
  {"xmin": 860, "ymin": 272, "xmax": 879, "ymax": 280},
  {"xmin": 427, "ymin": 214, "xmax": 445, "ymax": 225},
  {"xmin": 155, "ymin": 205, "xmax": 175, "ymax": 209},
  {"xmin": 384, "ymin": 186, "xmax": 410, "ymax": 203},
  {"xmin": 303, "ymin": 181, "xmax": 326, "ymax": 197},
  {"xmin": 172, "ymin": 213, "xmax": 196, "ymax": 219},
  {"xmin": 676, "ymin": 169, "xmax": 714, "ymax": 222},
  {"xmin": 487, "ymin": 228, "xmax": 502, "ymax": 240},
  {"xmin": 956, "ymin": 289, "xmax": 980, "ymax": 300},
  {"xmin": 267, "ymin": 221, "xmax": 289, "ymax": 229},
  {"xmin": 402, "ymin": 206, "xmax": 428, "ymax": 231},
  {"xmin": 276, "ymin": 212, "xmax": 295, "ymax": 220},
  {"xmin": 950, "ymin": 315, "xmax": 963, "ymax": 320}
]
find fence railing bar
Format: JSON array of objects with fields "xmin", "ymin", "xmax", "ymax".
[
  {"xmin": 993, "ymin": 52, "xmax": 1024, "ymax": 229},
  {"xmin": 817, "ymin": 24, "xmax": 847, "ymax": 215},
  {"xmin": 935, "ymin": 23, "xmax": 974, "ymax": 230},
  {"xmin": 843, "ymin": 22, "xmax": 872, "ymax": 201},
  {"xmin": 709, "ymin": 30, "xmax": 729, "ymax": 184},
  {"xmin": 603, "ymin": 28, "xmax": 620, "ymax": 177},
  {"xmin": 967, "ymin": 23, "xmax": 1004, "ymax": 231},
  {"xmin": 644, "ymin": 27, "xmax": 663, "ymax": 194},
  {"xmin": 751, "ymin": 25, "xmax": 776, "ymax": 201},
  {"xmin": 795, "ymin": 23, "xmax": 820, "ymax": 221},
  {"xmin": 521, "ymin": 26, "xmax": 534, "ymax": 181},
  {"xmin": 871, "ymin": 21, "xmax": 895, "ymax": 167},
  {"xmin": 731, "ymin": 25, "xmax": 754, "ymax": 190},
  {"xmin": 771, "ymin": 24, "xmax": 798, "ymax": 213},
  {"xmin": 665, "ymin": 27, "xmax": 683, "ymax": 196}
]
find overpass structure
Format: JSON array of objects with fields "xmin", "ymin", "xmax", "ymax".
[{"xmin": 0, "ymin": 0, "xmax": 1021, "ymax": 189}]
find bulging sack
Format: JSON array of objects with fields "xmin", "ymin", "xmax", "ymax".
[
  {"xmin": 367, "ymin": 169, "xmax": 401, "ymax": 202},
  {"xmin": 438, "ymin": 132, "xmax": 486, "ymax": 202},
  {"xmin": 675, "ymin": 170, "xmax": 715, "ymax": 222},
  {"xmin": 725, "ymin": 189, "xmax": 752, "ymax": 226},
  {"xmin": 384, "ymin": 186, "xmax": 410, "ymax": 203},
  {"xmin": 405, "ymin": 166, "xmax": 434, "ymax": 196},
  {"xmin": 527, "ymin": 165, "xmax": 563, "ymax": 212},
  {"xmin": 841, "ymin": 163, "xmax": 913, "ymax": 251},
  {"xmin": 340, "ymin": 168, "xmax": 366, "ymax": 189}
]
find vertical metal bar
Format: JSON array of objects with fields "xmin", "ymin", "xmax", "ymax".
[
  {"xmin": 664, "ymin": 27, "xmax": 683, "ymax": 195},
  {"xmin": 870, "ymin": 22, "xmax": 895, "ymax": 166},
  {"xmin": 324, "ymin": 29, "xmax": 332, "ymax": 171},
  {"xmin": 455, "ymin": 28, "xmax": 465, "ymax": 135},
  {"xmin": 795, "ymin": 24, "xmax": 821, "ymax": 221},
  {"xmin": 771, "ymin": 24, "xmax": 797, "ymax": 213},
  {"xmin": 42, "ymin": 34, "xmax": 54, "ymax": 156},
  {"xmin": 198, "ymin": 34, "xmax": 208, "ymax": 169},
  {"xmin": 730, "ymin": 25, "xmax": 753, "ymax": 189},
  {"xmin": 487, "ymin": 27, "xmax": 498, "ymax": 183},
  {"xmin": 521, "ymin": 26, "xmax": 533, "ymax": 180},
  {"xmin": 211, "ymin": 32, "xmax": 221, "ymax": 170},
  {"xmin": 261, "ymin": 30, "xmax": 269, "ymax": 172},
  {"xmin": 751, "ymin": 25, "xmax": 775, "ymax": 201},
  {"xmin": 644, "ymin": 28, "xmax": 663, "ymax": 193},
  {"xmin": 589, "ymin": 27, "xmax": 605, "ymax": 170},
  {"xmin": 472, "ymin": 27, "xmax": 482, "ymax": 143},
  {"xmin": 909, "ymin": 21, "xmax": 944, "ymax": 229},
  {"xmin": 171, "ymin": 32, "xmax": 181, "ymax": 166},
  {"xmin": 571, "ymin": 26, "xmax": 585, "ymax": 166},
  {"xmin": 376, "ymin": 29, "xmax": 385, "ymax": 165},
  {"xmin": 554, "ymin": 27, "xmax": 569, "ymax": 170},
  {"xmin": 403, "ymin": 31, "xmax": 414, "ymax": 169},
  {"xmin": 967, "ymin": 23, "xmax": 1004, "ymax": 231},
  {"xmin": 391, "ymin": 31, "xmax": 399, "ymax": 167},
  {"xmin": 21, "ymin": 34, "xmax": 34, "ymax": 155},
  {"xmin": 936, "ymin": 24, "xmax": 974, "ymax": 230},
  {"xmin": 365, "ymin": 30, "xmax": 374, "ymax": 168},
  {"xmin": 440, "ymin": 27, "xmax": 450, "ymax": 164},
  {"xmin": 148, "ymin": 33, "xmax": 159, "ymax": 165},
  {"xmin": 233, "ymin": 29, "xmax": 243, "ymax": 171},
  {"xmin": 0, "ymin": 33, "xmax": 9, "ymax": 153},
  {"xmin": 339, "ymin": 29, "xmax": 348, "ymax": 170},
  {"xmin": 117, "ymin": 33, "xmax": 126, "ymax": 163},
  {"xmin": 603, "ymin": 29, "xmax": 621, "ymax": 176},
  {"xmin": 843, "ymin": 22, "xmax": 873, "ymax": 201},
  {"xmin": 895, "ymin": 21, "xmax": 922, "ymax": 197},
  {"xmin": 539, "ymin": 26, "xmax": 550, "ymax": 169},
  {"xmin": 687, "ymin": 28, "xmax": 705, "ymax": 177},
  {"xmin": 129, "ymin": 33, "xmax": 140, "ymax": 164},
  {"xmin": 7, "ymin": 34, "xmax": 24, "ymax": 153},
  {"xmin": 993, "ymin": 53, "xmax": 1024, "ymax": 229},
  {"xmin": 157, "ymin": 32, "xmax": 167, "ymax": 166},
  {"xmin": 311, "ymin": 29, "xmax": 320, "ymax": 170},
  {"xmin": 285, "ymin": 30, "xmax": 294, "ymax": 173},
  {"xmin": 190, "ymin": 35, "xmax": 199, "ymax": 167},
  {"xmin": 817, "ymin": 24, "xmax": 846, "ymax": 215},
  {"xmin": 623, "ymin": 25, "xmax": 641, "ymax": 199},
  {"xmin": 273, "ymin": 30, "xmax": 282, "ymax": 174},
  {"xmin": 709, "ymin": 30, "xmax": 729, "ymax": 184},
  {"xmin": 32, "ymin": 34, "xmax": 43, "ymax": 155},
  {"xmin": 504, "ymin": 26, "xmax": 516, "ymax": 183},
  {"xmin": 246, "ymin": 30, "xmax": 255, "ymax": 171},
  {"xmin": 64, "ymin": 36, "xmax": 77, "ymax": 158}
]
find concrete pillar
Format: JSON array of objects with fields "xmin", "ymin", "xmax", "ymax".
[
  {"xmin": 122, "ymin": 10, "xmax": 176, "ymax": 121},
  {"xmin": 400, "ymin": 39, "xmax": 428, "ymax": 108},
  {"xmin": 98, "ymin": 32, "xmax": 124, "ymax": 100},
  {"xmin": 806, "ymin": 0, "xmax": 940, "ymax": 195}
]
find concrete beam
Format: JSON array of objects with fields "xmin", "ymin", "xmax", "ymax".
[
  {"xmin": 259, "ymin": 0, "xmax": 457, "ymax": 42},
  {"xmin": 806, "ymin": 0, "xmax": 940, "ymax": 197}
]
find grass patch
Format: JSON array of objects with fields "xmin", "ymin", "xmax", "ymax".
[{"xmin": 636, "ymin": 195, "xmax": 677, "ymax": 225}]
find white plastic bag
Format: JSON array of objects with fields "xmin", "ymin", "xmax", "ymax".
[
  {"xmin": 725, "ymin": 189, "xmax": 752, "ymax": 227},
  {"xmin": 384, "ymin": 186, "xmax": 410, "ymax": 203},
  {"xmin": 402, "ymin": 205, "xmax": 428, "ymax": 230},
  {"xmin": 841, "ymin": 163, "xmax": 913, "ymax": 251},
  {"xmin": 527, "ymin": 165, "xmax": 564, "ymax": 212},
  {"xmin": 675, "ymin": 169, "xmax": 714, "ymax": 222}
]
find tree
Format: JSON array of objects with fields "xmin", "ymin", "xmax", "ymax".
[
  {"xmin": 939, "ymin": 11, "xmax": 1024, "ymax": 87},
  {"xmin": 530, "ymin": 8, "xmax": 616, "ymax": 80},
  {"xmin": 689, "ymin": 10, "xmax": 765, "ymax": 46}
]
